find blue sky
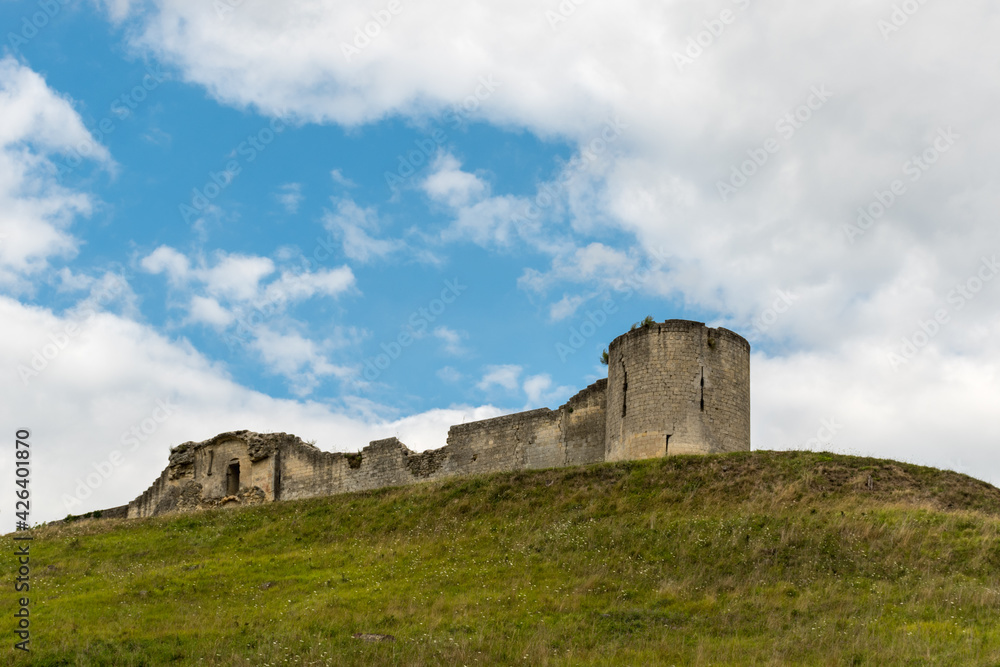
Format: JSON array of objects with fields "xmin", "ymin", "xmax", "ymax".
[{"xmin": 3, "ymin": 0, "xmax": 999, "ymax": 528}]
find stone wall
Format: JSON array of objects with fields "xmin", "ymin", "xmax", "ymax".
[
  {"xmin": 562, "ymin": 378, "xmax": 608, "ymax": 466},
  {"xmin": 127, "ymin": 379, "xmax": 609, "ymax": 518},
  {"xmin": 123, "ymin": 320, "xmax": 750, "ymax": 519}
]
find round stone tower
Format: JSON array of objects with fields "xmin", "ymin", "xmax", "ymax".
[{"xmin": 605, "ymin": 319, "xmax": 750, "ymax": 461}]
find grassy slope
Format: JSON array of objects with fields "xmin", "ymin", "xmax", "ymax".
[{"xmin": 4, "ymin": 450, "xmax": 1000, "ymax": 666}]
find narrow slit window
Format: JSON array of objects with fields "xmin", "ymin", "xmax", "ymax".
[
  {"xmin": 621, "ymin": 369, "xmax": 628, "ymax": 417},
  {"xmin": 665, "ymin": 434, "xmax": 671, "ymax": 456},
  {"xmin": 700, "ymin": 368, "xmax": 705, "ymax": 412}
]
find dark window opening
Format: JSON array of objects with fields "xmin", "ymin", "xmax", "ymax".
[
  {"xmin": 273, "ymin": 451, "xmax": 281, "ymax": 501},
  {"xmin": 206, "ymin": 450, "xmax": 214, "ymax": 476},
  {"xmin": 665, "ymin": 434, "xmax": 671, "ymax": 456},
  {"xmin": 700, "ymin": 367, "xmax": 705, "ymax": 412},
  {"xmin": 621, "ymin": 369, "xmax": 628, "ymax": 417},
  {"xmin": 226, "ymin": 461, "xmax": 240, "ymax": 495}
]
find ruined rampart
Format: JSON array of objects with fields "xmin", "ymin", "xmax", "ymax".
[{"xmin": 124, "ymin": 320, "xmax": 751, "ymax": 519}]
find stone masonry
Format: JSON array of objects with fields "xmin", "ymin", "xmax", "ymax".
[{"xmin": 125, "ymin": 320, "xmax": 750, "ymax": 519}]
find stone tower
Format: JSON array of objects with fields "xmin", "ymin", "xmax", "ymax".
[{"xmin": 605, "ymin": 319, "xmax": 750, "ymax": 461}]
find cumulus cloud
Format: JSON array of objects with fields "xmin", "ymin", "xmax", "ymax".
[
  {"xmin": 140, "ymin": 246, "xmax": 357, "ymax": 393},
  {"xmin": 63, "ymin": 1, "xmax": 1000, "ymax": 488},
  {"xmin": 249, "ymin": 326, "xmax": 352, "ymax": 396},
  {"xmin": 140, "ymin": 245, "xmax": 191, "ymax": 284},
  {"xmin": 477, "ymin": 364, "xmax": 522, "ymax": 392},
  {"xmin": 0, "ymin": 57, "xmax": 111, "ymax": 289},
  {"xmin": 141, "ymin": 246, "xmax": 355, "ymax": 308},
  {"xmin": 203, "ymin": 253, "xmax": 276, "ymax": 301},
  {"xmin": 423, "ymin": 153, "xmax": 488, "ymax": 208},
  {"xmin": 188, "ymin": 295, "xmax": 232, "ymax": 328}
]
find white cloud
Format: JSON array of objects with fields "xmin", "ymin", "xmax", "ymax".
[
  {"xmin": 102, "ymin": 0, "xmax": 1000, "ymax": 340},
  {"xmin": 522, "ymin": 373, "xmax": 574, "ymax": 409},
  {"xmin": 203, "ymin": 253, "xmax": 275, "ymax": 301},
  {"xmin": 60, "ymin": 1, "xmax": 1000, "ymax": 497},
  {"xmin": 371, "ymin": 404, "xmax": 506, "ymax": 452},
  {"xmin": 0, "ymin": 57, "xmax": 112, "ymax": 159},
  {"xmin": 140, "ymin": 246, "xmax": 357, "ymax": 393},
  {"xmin": 140, "ymin": 245, "xmax": 191, "ymax": 284},
  {"xmin": 322, "ymin": 197, "xmax": 403, "ymax": 263},
  {"xmin": 265, "ymin": 266, "xmax": 356, "ymax": 302},
  {"xmin": 142, "ymin": 247, "xmax": 356, "ymax": 309},
  {"xmin": 423, "ymin": 153, "xmax": 488, "ymax": 208},
  {"xmin": 276, "ymin": 182, "xmax": 303, "ymax": 213},
  {"xmin": 751, "ymin": 335, "xmax": 1000, "ymax": 484},
  {"xmin": 0, "ymin": 57, "xmax": 111, "ymax": 288},
  {"xmin": 444, "ymin": 193, "xmax": 534, "ymax": 247},
  {"xmin": 188, "ymin": 295, "xmax": 232, "ymax": 328},
  {"xmin": 330, "ymin": 168, "xmax": 356, "ymax": 188},
  {"xmin": 433, "ymin": 325, "xmax": 468, "ymax": 356},
  {"xmin": 477, "ymin": 364, "xmax": 522, "ymax": 392},
  {"xmin": 249, "ymin": 326, "xmax": 352, "ymax": 396},
  {"xmin": 549, "ymin": 293, "xmax": 588, "ymax": 321}
]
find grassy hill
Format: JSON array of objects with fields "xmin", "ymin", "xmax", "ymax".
[{"xmin": 4, "ymin": 450, "xmax": 1000, "ymax": 666}]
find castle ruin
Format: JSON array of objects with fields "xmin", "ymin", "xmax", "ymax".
[{"xmin": 126, "ymin": 320, "xmax": 750, "ymax": 519}]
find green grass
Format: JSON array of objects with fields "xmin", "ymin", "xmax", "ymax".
[{"xmin": 4, "ymin": 450, "xmax": 1000, "ymax": 665}]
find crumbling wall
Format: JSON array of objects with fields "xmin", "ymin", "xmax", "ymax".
[
  {"xmin": 116, "ymin": 320, "xmax": 753, "ymax": 519},
  {"xmin": 127, "ymin": 431, "xmax": 297, "ymax": 518},
  {"xmin": 125, "ymin": 379, "xmax": 611, "ymax": 518},
  {"xmin": 276, "ymin": 437, "xmax": 446, "ymax": 501}
]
